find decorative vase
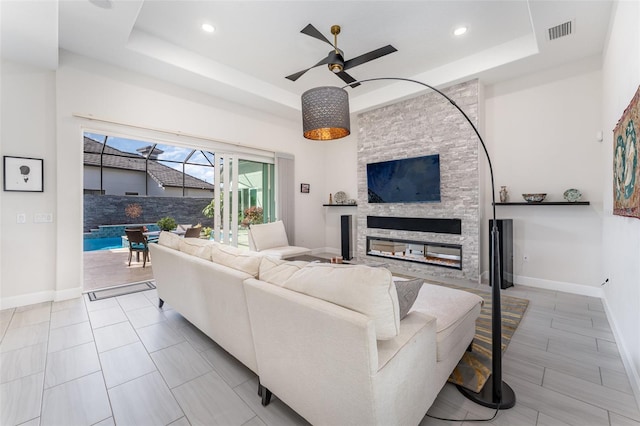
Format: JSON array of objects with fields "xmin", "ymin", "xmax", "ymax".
[
  {"xmin": 499, "ymin": 186, "xmax": 508, "ymax": 203},
  {"xmin": 329, "ymin": 193, "xmax": 333, "ymax": 204}
]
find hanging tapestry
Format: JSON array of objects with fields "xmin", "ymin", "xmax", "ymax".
[{"xmin": 613, "ymin": 86, "xmax": 640, "ymax": 219}]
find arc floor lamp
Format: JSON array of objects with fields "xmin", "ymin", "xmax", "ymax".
[{"xmin": 300, "ymin": 78, "xmax": 515, "ymax": 410}]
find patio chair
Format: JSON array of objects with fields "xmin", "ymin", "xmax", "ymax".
[
  {"xmin": 124, "ymin": 229, "xmax": 150, "ymax": 267},
  {"xmin": 184, "ymin": 226, "xmax": 202, "ymax": 238},
  {"xmin": 175, "ymin": 224, "xmax": 192, "ymax": 236}
]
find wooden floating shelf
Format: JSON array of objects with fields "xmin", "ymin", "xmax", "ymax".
[
  {"xmin": 323, "ymin": 204, "xmax": 358, "ymax": 207},
  {"xmin": 494, "ymin": 201, "xmax": 590, "ymax": 206}
]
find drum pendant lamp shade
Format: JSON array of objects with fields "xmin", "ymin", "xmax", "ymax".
[{"xmin": 301, "ymin": 86, "xmax": 351, "ymax": 140}]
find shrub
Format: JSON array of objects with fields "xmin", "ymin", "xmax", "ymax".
[
  {"xmin": 241, "ymin": 206, "xmax": 263, "ymax": 228},
  {"xmin": 157, "ymin": 216, "xmax": 177, "ymax": 231}
]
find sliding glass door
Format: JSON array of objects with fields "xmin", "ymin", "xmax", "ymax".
[
  {"xmin": 83, "ymin": 131, "xmax": 275, "ymax": 250},
  {"xmin": 211, "ymin": 156, "xmax": 275, "ymax": 248}
]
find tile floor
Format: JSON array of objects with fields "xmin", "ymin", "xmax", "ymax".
[{"xmin": 1, "ymin": 283, "xmax": 639, "ymax": 425}]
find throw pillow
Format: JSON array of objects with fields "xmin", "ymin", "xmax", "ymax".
[{"xmin": 394, "ymin": 278, "xmax": 424, "ymax": 320}]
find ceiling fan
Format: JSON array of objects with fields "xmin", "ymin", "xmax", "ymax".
[{"xmin": 286, "ymin": 24, "xmax": 397, "ymax": 88}]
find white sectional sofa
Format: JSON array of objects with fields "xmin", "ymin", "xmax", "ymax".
[{"xmin": 149, "ymin": 232, "xmax": 482, "ymax": 426}]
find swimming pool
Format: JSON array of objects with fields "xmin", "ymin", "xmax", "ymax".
[{"xmin": 84, "ymin": 237, "xmax": 124, "ymax": 252}]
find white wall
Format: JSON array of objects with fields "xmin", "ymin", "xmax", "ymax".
[
  {"xmin": 484, "ymin": 57, "xmax": 604, "ymax": 296},
  {"xmin": 322, "ymin": 121, "xmax": 359, "ymax": 253},
  {"xmin": 1, "ymin": 60, "xmax": 58, "ymax": 305},
  {"xmin": 601, "ymin": 0, "xmax": 640, "ymax": 404},
  {"xmin": 0, "ymin": 52, "xmax": 328, "ymax": 307}
]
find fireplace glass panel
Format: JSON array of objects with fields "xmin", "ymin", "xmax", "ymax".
[{"xmin": 366, "ymin": 236, "xmax": 462, "ymax": 269}]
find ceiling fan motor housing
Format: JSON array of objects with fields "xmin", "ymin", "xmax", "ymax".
[{"xmin": 327, "ymin": 50, "xmax": 344, "ymax": 73}]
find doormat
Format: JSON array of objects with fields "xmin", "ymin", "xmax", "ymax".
[{"xmin": 87, "ymin": 280, "xmax": 156, "ymax": 301}]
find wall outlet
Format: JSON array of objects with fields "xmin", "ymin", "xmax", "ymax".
[{"xmin": 17, "ymin": 213, "xmax": 26, "ymax": 224}]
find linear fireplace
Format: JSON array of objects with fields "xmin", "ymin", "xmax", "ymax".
[{"xmin": 366, "ymin": 236, "xmax": 462, "ymax": 269}]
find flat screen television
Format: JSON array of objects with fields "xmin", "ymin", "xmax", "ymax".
[{"xmin": 367, "ymin": 154, "xmax": 441, "ymax": 203}]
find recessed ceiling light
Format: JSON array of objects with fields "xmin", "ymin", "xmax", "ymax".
[
  {"xmin": 454, "ymin": 26, "xmax": 467, "ymax": 36},
  {"xmin": 202, "ymin": 23, "xmax": 215, "ymax": 33}
]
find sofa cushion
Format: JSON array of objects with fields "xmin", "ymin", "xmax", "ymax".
[
  {"xmin": 158, "ymin": 231, "xmax": 181, "ymax": 250},
  {"xmin": 410, "ymin": 283, "xmax": 483, "ymax": 361},
  {"xmin": 283, "ymin": 263, "xmax": 400, "ymax": 340},
  {"xmin": 393, "ymin": 278, "xmax": 424, "ymax": 320},
  {"xmin": 258, "ymin": 246, "xmax": 312, "ymax": 260},
  {"xmin": 249, "ymin": 221, "xmax": 289, "ymax": 251},
  {"xmin": 210, "ymin": 243, "xmax": 263, "ymax": 277},
  {"xmin": 179, "ymin": 238, "xmax": 215, "ymax": 260},
  {"xmin": 259, "ymin": 257, "xmax": 309, "ymax": 285}
]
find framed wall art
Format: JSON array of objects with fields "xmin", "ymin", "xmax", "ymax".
[
  {"xmin": 300, "ymin": 183, "xmax": 310, "ymax": 193},
  {"xmin": 613, "ymin": 86, "xmax": 640, "ymax": 219},
  {"xmin": 3, "ymin": 156, "xmax": 44, "ymax": 192}
]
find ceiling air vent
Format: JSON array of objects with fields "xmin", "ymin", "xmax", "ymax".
[{"xmin": 548, "ymin": 21, "xmax": 573, "ymax": 41}]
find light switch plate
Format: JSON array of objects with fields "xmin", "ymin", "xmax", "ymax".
[
  {"xmin": 17, "ymin": 213, "xmax": 26, "ymax": 224},
  {"xmin": 34, "ymin": 213, "xmax": 53, "ymax": 223}
]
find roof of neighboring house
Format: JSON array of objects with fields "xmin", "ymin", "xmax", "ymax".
[{"xmin": 83, "ymin": 137, "xmax": 215, "ymax": 191}]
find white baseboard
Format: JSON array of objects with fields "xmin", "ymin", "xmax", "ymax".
[
  {"xmin": 601, "ymin": 297, "xmax": 640, "ymax": 412},
  {"xmin": 480, "ymin": 270, "xmax": 603, "ymax": 298},
  {"xmin": 514, "ymin": 275, "xmax": 604, "ymax": 298},
  {"xmin": 313, "ymin": 247, "xmax": 340, "ymax": 256},
  {"xmin": 54, "ymin": 286, "xmax": 83, "ymax": 302},
  {"xmin": 0, "ymin": 290, "xmax": 55, "ymax": 310},
  {"xmin": 0, "ymin": 286, "xmax": 83, "ymax": 309}
]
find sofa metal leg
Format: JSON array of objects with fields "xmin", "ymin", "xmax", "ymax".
[
  {"xmin": 257, "ymin": 381, "xmax": 262, "ymax": 397},
  {"xmin": 467, "ymin": 341, "xmax": 474, "ymax": 352},
  {"xmin": 158, "ymin": 298, "xmax": 165, "ymax": 308},
  {"xmin": 260, "ymin": 385, "xmax": 272, "ymax": 406}
]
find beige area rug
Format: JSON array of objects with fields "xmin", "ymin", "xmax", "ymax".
[{"xmin": 444, "ymin": 284, "xmax": 529, "ymax": 392}]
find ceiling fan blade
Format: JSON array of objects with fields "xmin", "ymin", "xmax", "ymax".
[
  {"xmin": 300, "ymin": 23, "xmax": 334, "ymax": 47},
  {"xmin": 336, "ymin": 70, "xmax": 360, "ymax": 88},
  {"xmin": 285, "ymin": 56, "xmax": 330, "ymax": 81},
  {"xmin": 343, "ymin": 45, "xmax": 398, "ymax": 70}
]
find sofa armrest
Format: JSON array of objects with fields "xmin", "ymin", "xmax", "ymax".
[{"xmin": 374, "ymin": 311, "xmax": 439, "ymax": 426}]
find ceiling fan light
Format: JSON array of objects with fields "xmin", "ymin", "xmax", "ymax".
[
  {"xmin": 328, "ymin": 63, "xmax": 343, "ymax": 73},
  {"xmin": 301, "ymin": 86, "xmax": 351, "ymax": 141}
]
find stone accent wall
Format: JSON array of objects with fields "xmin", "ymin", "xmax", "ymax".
[
  {"xmin": 357, "ymin": 79, "xmax": 480, "ymax": 281},
  {"xmin": 84, "ymin": 194, "xmax": 214, "ymax": 232}
]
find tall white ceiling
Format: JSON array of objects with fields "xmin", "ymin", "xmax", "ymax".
[{"xmin": 1, "ymin": 0, "xmax": 613, "ymax": 119}]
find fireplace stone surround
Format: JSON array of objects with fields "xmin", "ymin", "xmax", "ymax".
[{"xmin": 356, "ymin": 79, "xmax": 481, "ymax": 282}]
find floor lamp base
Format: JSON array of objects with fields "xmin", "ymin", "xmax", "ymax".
[{"xmin": 456, "ymin": 380, "xmax": 516, "ymax": 410}]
